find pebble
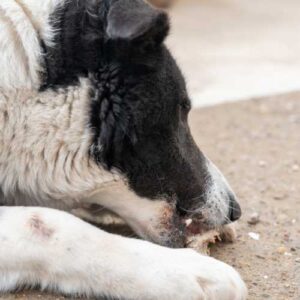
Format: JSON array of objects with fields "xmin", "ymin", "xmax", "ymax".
[
  {"xmin": 292, "ymin": 164, "xmax": 299, "ymax": 172},
  {"xmin": 259, "ymin": 160, "xmax": 267, "ymax": 167},
  {"xmin": 273, "ymin": 194, "xmax": 286, "ymax": 200},
  {"xmin": 248, "ymin": 232, "xmax": 260, "ymax": 240},
  {"xmin": 247, "ymin": 212, "xmax": 260, "ymax": 225},
  {"xmin": 277, "ymin": 246, "xmax": 287, "ymax": 254},
  {"xmin": 295, "ymin": 258, "xmax": 300, "ymax": 263},
  {"xmin": 283, "ymin": 233, "xmax": 290, "ymax": 242}
]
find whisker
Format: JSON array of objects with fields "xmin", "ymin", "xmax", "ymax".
[
  {"xmin": 189, "ymin": 193, "xmax": 206, "ymax": 202},
  {"xmin": 228, "ymin": 204, "xmax": 241, "ymax": 212}
]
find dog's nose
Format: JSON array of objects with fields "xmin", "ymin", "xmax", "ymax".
[{"xmin": 229, "ymin": 193, "xmax": 242, "ymax": 222}]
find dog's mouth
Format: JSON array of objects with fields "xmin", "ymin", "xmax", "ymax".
[
  {"xmin": 152, "ymin": 205, "xmax": 215, "ymax": 247},
  {"xmin": 163, "ymin": 216, "xmax": 218, "ymax": 248},
  {"xmin": 183, "ymin": 217, "xmax": 214, "ymax": 237}
]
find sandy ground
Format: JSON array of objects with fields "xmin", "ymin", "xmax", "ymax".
[
  {"xmin": 192, "ymin": 94, "xmax": 300, "ymax": 300},
  {"xmin": 2, "ymin": 94, "xmax": 299, "ymax": 300},
  {"xmin": 168, "ymin": 0, "xmax": 300, "ymax": 106}
]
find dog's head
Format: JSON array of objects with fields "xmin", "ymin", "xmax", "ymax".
[{"xmin": 49, "ymin": 0, "xmax": 241, "ymax": 247}]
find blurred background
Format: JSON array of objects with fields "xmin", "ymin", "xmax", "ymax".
[{"xmin": 167, "ymin": 0, "xmax": 300, "ymax": 106}]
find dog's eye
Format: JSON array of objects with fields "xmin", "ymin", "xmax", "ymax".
[{"xmin": 180, "ymin": 101, "xmax": 191, "ymax": 112}]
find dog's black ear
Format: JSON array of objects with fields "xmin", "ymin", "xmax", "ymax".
[
  {"xmin": 90, "ymin": 65, "xmax": 137, "ymax": 170},
  {"xmin": 106, "ymin": 0, "xmax": 169, "ymax": 46}
]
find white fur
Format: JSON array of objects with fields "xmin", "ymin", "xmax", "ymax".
[
  {"xmin": 0, "ymin": 79, "xmax": 118, "ymax": 207},
  {"xmin": 0, "ymin": 206, "xmax": 247, "ymax": 300},
  {"xmin": 83, "ymin": 181, "xmax": 179, "ymax": 243},
  {"xmin": 0, "ymin": 0, "xmax": 64, "ymax": 89},
  {"xmin": 199, "ymin": 158, "xmax": 235, "ymax": 226}
]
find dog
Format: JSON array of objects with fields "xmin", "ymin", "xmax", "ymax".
[{"xmin": 0, "ymin": 0, "xmax": 247, "ymax": 299}]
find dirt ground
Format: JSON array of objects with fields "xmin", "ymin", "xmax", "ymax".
[
  {"xmin": 194, "ymin": 94, "xmax": 300, "ymax": 300},
  {"xmin": 2, "ymin": 94, "xmax": 299, "ymax": 300}
]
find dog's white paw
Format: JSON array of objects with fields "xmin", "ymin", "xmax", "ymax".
[{"xmin": 144, "ymin": 248, "xmax": 247, "ymax": 300}]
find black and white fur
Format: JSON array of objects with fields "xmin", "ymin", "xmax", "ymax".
[{"xmin": 0, "ymin": 0, "xmax": 247, "ymax": 299}]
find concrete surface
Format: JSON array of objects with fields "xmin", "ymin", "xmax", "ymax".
[{"xmin": 168, "ymin": 0, "xmax": 300, "ymax": 106}]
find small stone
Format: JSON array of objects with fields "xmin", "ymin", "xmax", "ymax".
[
  {"xmin": 247, "ymin": 212, "xmax": 260, "ymax": 225},
  {"xmin": 273, "ymin": 194, "xmax": 285, "ymax": 200},
  {"xmin": 248, "ymin": 232, "xmax": 260, "ymax": 240},
  {"xmin": 283, "ymin": 233, "xmax": 290, "ymax": 241},
  {"xmin": 292, "ymin": 164, "xmax": 299, "ymax": 172},
  {"xmin": 295, "ymin": 258, "xmax": 300, "ymax": 263},
  {"xmin": 259, "ymin": 160, "xmax": 267, "ymax": 167},
  {"xmin": 277, "ymin": 246, "xmax": 287, "ymax": 254}
]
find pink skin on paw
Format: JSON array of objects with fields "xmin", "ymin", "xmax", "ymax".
[{"xmin": 28, "ymin": 214, "xmax": 54, "ymax": 239}]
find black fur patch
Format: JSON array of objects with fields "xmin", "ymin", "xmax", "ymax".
[
  {"xmin": 42, "ymin": 0, "xmax": 108, "ymax": 88},
  {"xmin": 89, "ymin": 63, "xmax": 137, "ymax": 169},
  {"xmin": 89, "ymin": 46, "xmax": 210, "ymax": 214},
  {"xmin": 42, "ymin": 0, "xmax": 168, "ymax": 88}
]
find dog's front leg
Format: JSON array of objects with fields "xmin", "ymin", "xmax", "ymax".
[{"xmin": 0, "ymin": 206, "xmax": 247, "ymax": 300}]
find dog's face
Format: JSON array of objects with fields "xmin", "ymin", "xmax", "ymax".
[
  {"xmin": 87, "ymin": 0, "xmax": 241, "ymax": 246},
  {"xmin": 124, "ymin": 53, "xmax": 240, "ymax": 225}
]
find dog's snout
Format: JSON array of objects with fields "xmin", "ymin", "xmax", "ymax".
[{"xmin": 229, "ymin": 194, "xmax": 242, "ymax": 222}]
